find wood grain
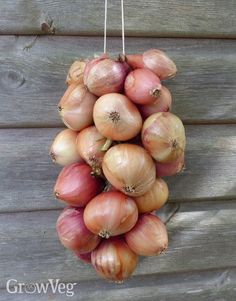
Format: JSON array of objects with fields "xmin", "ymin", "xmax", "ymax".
[
  {"xmin": 1, "ymin": 268, "xmax": 235, "ymax": 300},
  {"xmin": 0, "ymin": 0, "xmax": 235, "ymax": 37},
  {"xmin": 0, "ymin": 36, "xmax": 236, "ymax": 127},
  {"xmin": 0, "ymin": 125, "xmax": 235, "ymax": 212},
  {"xmin": 0, "ymin": 200, "xmax": 235, "ymax": 289}
]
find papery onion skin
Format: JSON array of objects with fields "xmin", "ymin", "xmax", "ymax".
[
  {"xmin": 102, "ymin": 144, "xmax": 156, "ymax": 197},
  {"xmin": 93, "ymin": 93, "xmax": 142, "ymax": 141},
  {"xmin": 125, "ymin": 214, "xmax": 168, "ymax": 256},
  {"xmin": 58, "ymin": 84, "xmax": 97, "ymax": 131},
  {"xmin": 134, "ymin": 178, "xmax": 169, "ymax": 213},
  {"xmin": 56, "ymin": 207, "xmax": 101, "ymax": 253},
  {"xmin": 125, "ymin": 53, "xmax": 144, "ymax": 69},
  {"xmin": 54, "ymin": 163, "xmax": 103, "ymax": 207},
  {"xmin": 156, "ymin": 153, "xmax": 185, "ymax": 177},
  {"xmin": 76, "ymin": 126, "xmax": 107, "ymax": 169},
  {"xmin": 125, "ymin": 49, "xmax": 177, "ymax": 80},
  {"xmin": 66, "ymin": 60, "xmax": 86, "ymax": 85},
  {"xmin": 91, "ymin": 237, "xmax": 138, "ymax": 281},
  {"xmin": 84, "ymin": 191, "xmax": 138, "ymax": 238},
  {"xmin": 138, "ymin": 86, "xmax": 172, "ymax": 119},
  {"xmin": 142, "ymin": 112, "xmax": 186, "ymax": 163},
  {"xmin": 50, "ymin": 129, "xmax": 82, "ymax": 166},
  {"xmin": 84, "ymin": 56, "xmax": 128, "ymax": 96},
  {"xmin": 125, "ymin": 68, "xmax": 162, "ymax": 105},
  {"xmin": 143, "ymin": 49, "xmax": 177, "ymax": 80},
  {"xmin": 83, "ymin": 53, "xmax": 108, "ymax": 82},
  {"xmin": 74, "ymin": 251, "xmax": 92, "ymax": 264}
]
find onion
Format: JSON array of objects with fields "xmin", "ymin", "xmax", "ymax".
[
  {"xmin": 58, "ymin": 84, "xmax": 97, "ymax": 131},
  {"xmin": 125, "ymin": 214, "xmax": 168, "ymax": 256},
  {"xmin": 56, "ymin": 207, "xmax": 101, "ymax": 253},
  {"xmin": 84, "ymin": 55, "xmax": 128, "ymax": 96},
  {"xmin": 54, "ymin": 163, "xmax": 103, "ymax": 207},
  {"xmin": 134, "ymin": 178, "xmax": 168, "ymax": 213},
  {"xmin": 156, "ymin": 152, "xmax": 185, "ymax": 177},
  {"xmin": 66, "ymin": 60, "xmax": 86, "ymax": 85},
  {"xmin": 125, "ymin": 68, "xmax": 162, "ymax": 105},
  {"xmin": 91, "ymin": 237, "xmax": 138, "ymax": 281},
  {"xmin": 138, "ymin": 86, "xmax": 172, "ymax": 119},
  {"xmin": 74, "ymin": 251, "xmax": 92, "ymax": 264},
  {"xmin": 142, "ymin": 112, "xmax": 186, "ymax": 163},
  {"xmin": 93, "ymin": 93, "xmax": 142, "ymax": 141},
  {"xmin": 50, "ymin": 129, "xmax": 82, "ymax": 166},
  {"xmin": 125, "ymin": 49, "xmax": 177, "ymax": 80},
  {"xmin": 102, "ymin": 144, "xmax": 156, "ymax": 197},
  {"xmin": 84, "ymin": 191, "xmax": 138, "ymax": 238},
  {"xmin": 76, "ymin": 126, "xmax": 107, "ymax": 171}
]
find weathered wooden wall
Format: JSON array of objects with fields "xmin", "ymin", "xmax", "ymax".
[{"xmin": 0, "ymin": 0, "xmax": 235, "ymax": 300}]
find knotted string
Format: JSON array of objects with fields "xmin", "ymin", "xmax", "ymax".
[{"xmin": 104, "ymin": 0, "xmax": 126, "ymax": 55}]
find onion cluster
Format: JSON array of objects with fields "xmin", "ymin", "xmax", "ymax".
[{"xmin": 49, "ymin": 48, "xmax": 186, "ymax": 282}]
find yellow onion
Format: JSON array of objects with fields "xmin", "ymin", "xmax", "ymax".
[
  {"xmin": 50, "ymin": 129, "xmax": 82, "ymax": 166},
  {"xmin": 134, "ymin": 178, "xmax": 168, "ymax": 213},
  {"xmin": 138, "ymin": 86, "xmax": 172, "ymax": 119},
  {"xmin": 66, "ymin": 60, "xmax": 86, "ymax": 85},
  {"xmin": 76, "ymin": 126, "xmax": 107, "ymax": 170},
  {"xmin": 125, "ymin": 214, "xmax": 168, "ymax": 256},
  {"xmin": 93, "ymin": 93, "xmax": 142, "ymax": 141},
  {"xmin": 91, "ymin": 237, "xmax": 138, "ymax": 281},
  {"xmin": 102, "ymin": 144, "xmax": 156, "ymax": 197},
  {"xmin": 84, "ymin": 191, "xmax": 138, "ymax": 238},
  {"xmin": 125, "ymin": 49, "xmax": 177, "ymax": 80},
  {"xmin": 142, "ymin": 112, "xmax": 186, "ymax": 163},
  {"xmin": 84, "ymin": 55, "xmax": 128, "ymax": 96},
  {"xmin": 56, "ymin": 207, "xmax": 101, "ymax": 253},
  {"xmin": 58, "ymin": 84, "xmax": 97, "ymax": 131}
]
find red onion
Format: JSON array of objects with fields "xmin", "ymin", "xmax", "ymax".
[
  {"xmin": 56, "ymin": 207, "xmax": 101, "ymax": 253},
  {"xmin": 84, "ymin": 55, "xmax": 128, "ymax": 96},
  {"xmin": 156, "ymin": 152, "xmax": 185, "ymax": 177},
  {"xmin": 84, "ymin": 191, "xmax": 138, "ymax": 238},
  {"xmin": 54, "ymin": 163, "xmax": 103, "ymax": 207},
  {"xmin": 125, "ymin": 214, "xmax": 168, "ymax": 256},
  {"xmin": 58, "ymin": 84, "xmax": 97, "ymax": 131},
  {"xmin": 142, "ymin": 112, "xmax": 186, "ymax": 163},
  {"xmin": 125, "ymin": 49, "xmax": 177, "ymax": 80},
  {"xmin": 138, "ymin": 86, "xmax": 172, "ymax": 119},
  {"xmin": 91, "ymin": 237, "xmax": 138, "ymax": 281},
  {"xmin": 125, "ymin": 68, "xmax": 162, "ymax": 105},
  {"xmin": 93, "ymin": 93, "xmax": 142, "ymax": 141}
]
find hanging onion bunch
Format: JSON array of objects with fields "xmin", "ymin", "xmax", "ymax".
[{"xmin": 50, "ymin": 46, "xmax": 185, "ymax": 282}]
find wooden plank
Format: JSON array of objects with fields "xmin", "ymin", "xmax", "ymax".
[
  {"xmin": 0, "ymin": 125, "xmax": 235, "ymax": 212},
  {"xmin": 0, "ymin": 200, "xmax": 236, "ymax": 289},
  {"xmin": 0, "ymin": 1, "xmax": 235, "ymax": 37},
  {"xmin": 58, "ymin": 269, "xmax": 236, "ymax": 301},
  {"xmin": 0, "ymin": 36, "xmax": 236, "ymax": 127},
  {"xmin": 0, "ymin": 268, "xmax": 235, "ymax": 301}
]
